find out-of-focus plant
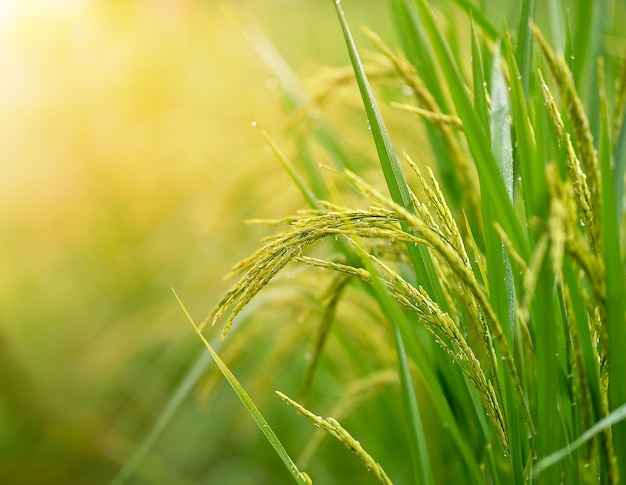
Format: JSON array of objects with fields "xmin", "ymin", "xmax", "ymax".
[{"xmin": 167, "ymin": 0, "xmax": 626, "ymax": 483}]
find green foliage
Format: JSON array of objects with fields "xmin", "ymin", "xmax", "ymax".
[{"xmin": 117, "ymin": 0, "xmax": 626, "ymax": 483}]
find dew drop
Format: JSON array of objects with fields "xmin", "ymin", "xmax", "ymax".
[
  {"xmin": 251, "ymin": 120, "xmax": 258, "ymax": 127},
  {"xmin": 401, "ymin": 84, "xmax": 414, "ymax": 96}
]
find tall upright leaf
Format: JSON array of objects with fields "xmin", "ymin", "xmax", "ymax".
[{"xmin": 412, "ymin": 0, "xmax": 529, "ymax": 260}]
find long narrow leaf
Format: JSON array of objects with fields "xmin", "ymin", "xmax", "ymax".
[
  {"xmin": 488, "ymin": 44, "xmax": 526, "ymax": 482},
  {"xmin": 172, "ymin": 286, "xmax": 311, "ymax": 485},
  {"xmin": 413, "ymin": 0, "xmax": 529, "ymax": 260},
  {"xmin": 355, "ymin": 242, "xmax": 435, "ymax": 485},
  {"xmin": 599, "ymin": 74, "xmax": 626, "ymax": 479},
  {"xmin": 534, "ymin": 403, "xmax": 626, "ymax": 477},
  {"xmin": 109, "ymin": 350, "xmax": 214, "ymax": 485},
  {"xmin": 515, "ymin": 0, "xmax": 535, "ymax": 95},
  {"xmin": 333, "ymin": 0, "xmax": 446, "ymax": 304}
]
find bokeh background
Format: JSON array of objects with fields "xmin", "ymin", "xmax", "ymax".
[
  {"xmin": 6, "ymin": 0, "xmax": 593, "ymax": 483},
  {"xmin": 0, "ymin": 1, "xmax": 405, "ymax": 483}
]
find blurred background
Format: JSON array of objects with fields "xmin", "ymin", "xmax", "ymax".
[
  {"xmin": 0, "ymin": 0, "xmax": 402, "ymax": 483},
  {"xmin": 9, "ymin": 0, "xmax": 612, "ymax": 483}
]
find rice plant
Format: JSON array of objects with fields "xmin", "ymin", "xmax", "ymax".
[{"xmin": 184, "ymin": 0, "xmax": 626, "ymax": 483}]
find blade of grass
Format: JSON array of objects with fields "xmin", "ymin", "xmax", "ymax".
[
  {"xmin": 515, "ymin": 0, "xmax": 535, "ymax": 95},
  {"xmin": 242, "ymin": 20, "xmax": 358, "ymax": 189},
  {"xmin": 112, "ymin": 297, "xmax": 273, "ymax": 484},
  {"xmin": 253, "ymin": 121, "xmax": 320, "ymax": 209},
  {"xmin": 171, "ymin": 286, "xmax": 312, "ymax": 485},
  {"xmin": 470, "ymin": 20, "xmax": 490, "ymax": 131},
  {"xmin": 333, "ymin": 0, "xmax": 446, "ymax": 305},
  {"xmin": 398, "ymin": 312, "xmax": 487, "ymax": 483},
  {"xmin": 490, "ymin": 44, "xmax": 514, "ymax": 203},
  {"xmin": 355, "ymin": 241, "xmax": 435, "ymax": 485},
  {"xmin": 449, "ymin": 0, "xmax": 499, "ymax": 41},
  {"xmin": 502, "ymin": 35, "xmax": 545, "ymax": 223},
  {"xmin": 599, "ymin": 71, "xmax": 626, "ymax": 480},
  {"xmin": 388, "ymin": 0, "xmax": 449, "ymax": 110},
  {"xmin": 109, "ymin": 349, "xmax": 214, "ymax": 485},
  {"xmin": 570, "ymin": 0, "xmax": 605, "ymax": 106},
  {"xmin": 546, "ymin": 0, "xmax": 565, "ymax": 54},
  {"xmin": 488, "ymin": 43, "xmax": 526, "ymax": 481},
  {"xmin": 412, "ymin": 0, "xmax": 529, "ymax": 261},
  {"xmin": 276, "ymin": 391, "xmax": 393, "ymax": 485},
  {"xmin": 533, "ymin": 402, "xmax": 626, "ymax": 477},
  {"xmin": 488, "ymin": 44, "xmax": 515, "ymax": 339},
  {"xmin": 331, "ymin": 13, "xmax": 497, "ymax": 468}
]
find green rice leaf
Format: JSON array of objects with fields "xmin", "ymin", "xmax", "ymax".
[
  {"xmin": 515, "ymin": 0, "xmax": 535, "ymax": 95},
  {"xmin": 413, "ymin": 0, "xmax": 529, "ymax": 260},
  {"xmin": 388, "ymin": 0, "xmax": 449, "ymax": 110},
  {"xmin": 109, "ymin": 350, "xmax": 214, "ymax": 485},
  {"xmin": 490, "ymin": 45, "xmax": 514, "ymax": 202},
  {"xmin": 470, "ymin": 20, "xmax": 490, "ymax": 131},
  {"xmin": 253, "ymin": 121, "xmax": 320, "ymax": 209},
  {"xmin": 533, "ymin": 402, "xmax": 626, "ymax": 477},
  {"xmin": 333, "ymin": 0, "xmax": 446, "ymax": 303},
  {"xmin": 355, "ymin": 242, "xmax": 435, "ymax": 485},
  {"xmin": 171, "ymin": 286, "xmax": 312, "ymax": 485},
  {"xmin": 546, "ymin": 0, "xmax": 565, "ymax": 54},
  {"xmin": 599, "ymin": 71, "xmax": 626, "ymax": 478},
  {"xmin": 276, "ymin": 391, "xmax": 392, "ymax": 485},
  {"xmin": 502, "ymin": 34, "xmax": 545, "ymax": 223},
  {"xmin": 449, "ymin": 0, "xmax": 499, "ymax": 41}
]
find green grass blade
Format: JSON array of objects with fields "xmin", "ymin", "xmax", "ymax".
[
  {"xmin": 391, "ymin": 326, "xmax": 433, "ymax": 484},
  {"xmin": 533, "ymin": 402, "xmax": 626, "ymax": 477},
  {"xmin": 546, "ymin": 0, "xmax": 565, "ymax": 54},
  {"xmin": 356, "ymin": 243, "xmax": 435, "ymax": 485},
  {"xmin": 398, "ymin": 315, "xmax": 487, "ymax": 483},
  {"xmin": 388, "ymin": 0, "xmax": 449, "ymax": 110},
  {"xmin": 470, "ymin": 21, "xmax": 490, "ymax": 131},
  {"xmin": 413, "ymin": 0, "xmax": 529, "ymax": 260},
  {"xmin": 570, "ymin": 0, "xmax": 605, "ymax": 101},
  {"xmin": 615, "ymin": 118, "xmax": 626, "ymax": 223},
  {"xmin": 488, "ymin": 42, "xmax": 515, "ymax": 339},
  {"xmin": 109, "ymin": 349, "xmax": 214, "ymax": 485},
  {"xmin": 600, "ymin": 77, "xmax": 626, "ymax": 479},
  {"xmin": 253, "ymin": 121, "xmax": 320, "ymax": 209},
  {"xmin": 334, "ymin": 1, "xmax": 410, "ymax": 213},
  {"xmin": 490, "ymin": 44, "xmax": 514, "ymax": 203},
  {"xmin": 171, "ymin": 286, "xmax": 311, "ymax": 485},
  {"xmin": 515, "ymin": 0, "xmax": 535, "ymax": 95},
  {"xmin": 333, "ymin": 0, "xmax": 446, "ymax": 303},
  {"xmin": 488, "ymin": 44, "xmax": 525, "ymax": 480},
  {"xmin": 502, "ymin": 35, "xmax": 545, "ymax": 223},
  {"xmin": 449, "ymin": 0, "xmax": 499, "ymax": 41},
  {"xmin": 242, "ymin": 21, "xmax": 357, "ymax": 191}
]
